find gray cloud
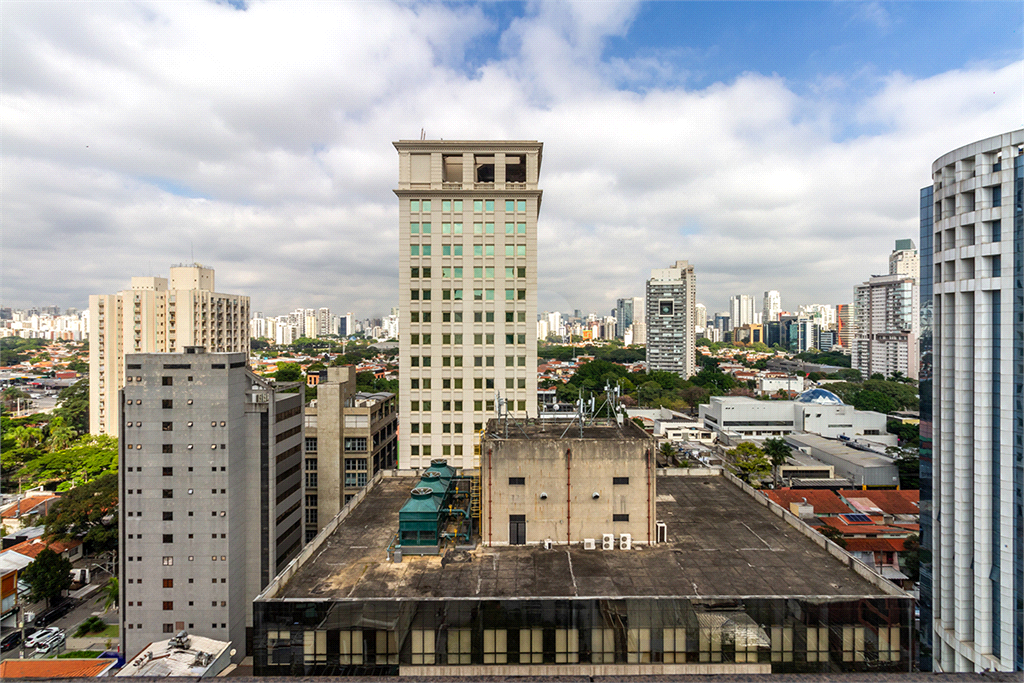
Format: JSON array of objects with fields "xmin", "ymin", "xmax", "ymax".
[{"xmin": 1, "ymin": 1, "xmax": 1020, "ymax": 318}]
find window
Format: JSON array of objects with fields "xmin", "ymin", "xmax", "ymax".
[
  {"xmin": 304, "ymin": 631, "xmax": 328, "ymax": 665},
  {"xmin": 163, "ymin": 489, "xmax": 173, "ymax": 499},
  {"xmin": 163, "ymin": 511, "xmax": 173, "ymax": 521},
  {"xmin": 448, "ymin": 628, "xmax": 472, "ymax": 664},
  {"xmin": 509, "ymin": 477, "xmax": 525, "ymax": 485},
  {"xmin": 162, "ymin": 422, "xmax": 173, "ymax": 431},
  {"xmin": 483, "ymin": 629, "xmax": 507, "ymax": 664},
  {"xmin": 162, "ymin": 444, "xmax": 173, "ymax": 453},
  {"xmin": 163, "ymin": 467, "xmax": 173, "ymax": 476},
  {"xmin": 162, "ymin": 557, "xmax": 173, "ymax": 566},
  {"xmin": 592, "ymin": 628, "xmax": 615, "ymax": 663},
  {"xmin": 613, "ymin": 477, "xmax": 629, "ymax": 485},
  {"xmin": 163, "ymin": 578, "xmax": 174, "ymax": 588},
  {"xmin": 664, "ymin": 627, "xmax": 687, "ymax": 663},
  {"xmin": 163, "ymin": 534, "xmax": 174, "ymax": 543},
  {"xmin": 519, "ymin": 628, "xmax": 543, "ymax": 663},
  {"xmin": 411, "ymin": 629, "xmax": 435, "ymax": 665},
  {"xmin": 842, "ymin": 625, "xmax": 864, "ymax": 662},
  {"xmin": 613, "ymin": 514, "xmax": 629, "ymax": 522},
  {"xmin": 163, "ymin": 624, "xmax": 175, "ymax": 633},
  {"xmin": 162, "ymin": 377, "xmax": 173, "ymax": 386},
  {"xmin": 305, "ymin": 472, "xmax": 318, "ymax": 488},
  {"xmin": 806, "ymin": 625, "xmax": 829, "ymax": 662},
  {"xmin": 162, "ymin": 399, "xmax": 173, "ymax": 409}
]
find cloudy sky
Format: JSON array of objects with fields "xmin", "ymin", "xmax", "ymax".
[{"xmin": 3, "ymin": 1, "xmax": 1022, "ymax": 319}]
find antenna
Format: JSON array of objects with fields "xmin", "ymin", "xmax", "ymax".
[{"xmin": 420, "ymin": 128, "xmax": 426, "ymax": 141}]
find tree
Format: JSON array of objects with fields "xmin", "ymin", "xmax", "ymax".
[
  {"xmin": 901, "ymin": 534, "xmax": 920, "ymax": 582},
  {"xmin": 888, "ymin": 446, "xmax": 920, "ymax": 489},
  {"xmin": 21, "ymin": 547, "xmax": 73, "ymax": 607},
  {"xmin": 54, "ymin": 378, "xmax": 89, "ymax": 435},
  {"xmin": 852, "ymin": 390, "xmax": 897, "ymax": 414},
  {"xmin": 762, "ymin": 438, "xmax": 791, "ymax": 487},
  {"xmin": 98, "ymin": 576, "xmax": 119, "ymax": 613},
  {"xmin": 818, "ymin": 524, "xmax": 847, "ymax": 549},
  {"xmin": 659, "ymin": 442, "xmax": 676, "ymax": 464},
  {"xmin": 10, "ymin": 425, "xmax": 44, "ymax": 449},
  {"xmin": 274, "ymin": 362, "xmax": 303, "ymax": 382},
  {"xmin": 46, "ymin": 416, "xmax": 76, "ymax": 451},
  {"xmin": 42, "ymin": 472, "xmax": 118, "ymax": 552},
  {"xmin": 726, "ymin": 442, "xmax": 771, "ymax": 486}
]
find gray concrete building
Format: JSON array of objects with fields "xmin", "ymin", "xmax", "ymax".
[
  {"xmin": 119, "ymin": 347, "xmax": 304, "ymax": 662},
  {"xmin": 783, "ymin": 433, "xmax": 899, "ymax": 489},
  {"xmin": 303, "ymin": 366, "xmax": 397, "ymax": 541},
  {"xmin": 645, "ymin": 260, "xmax": 697, "ymax": 378},
  {"xmin": 396, "ymin": 140, "xmax": 542, "ymax": 470}
]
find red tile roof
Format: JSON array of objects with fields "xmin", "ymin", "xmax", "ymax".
[
  {"xmin": 1, "ymin": 494, "xmax": 59, "ymax": 519},
  {"xmin": 837, "ymin": 489, "xmax": 920, "ymax": 515},
  {"xmin": 844, "ymin": 538, "xmax": 908, "ymax": 553},
  {"xmin": 6, "ymin": 537, "xmax": 82, "ymax": 559},
  {"xmin": 820, "ymin": 516, "xmax": 913, "ymax": 536},
  {"xmin": 0, "ymin": 658, "xmax": 114, "ymax": 678},
  {"xmin": 764, "ymin": 488, "xmax": 853, "ymax": 515}
]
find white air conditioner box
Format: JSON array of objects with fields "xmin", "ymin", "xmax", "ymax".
[
  {"xmin": 583, "ymin": 538, "xmax": 596, "ymax": 550},
  {"xmin": 656, "ymin": 521, "xmax": 668, "ymax": 544},
  {"xmin": 602, "ymin": 533, "xmax": 615, "ymax": 550},
  {"xmin": 543, "ymin": 538, "xmax": 553, "ymax": 550},
  {"xmin": 620, "ymin": 533, "xmax": 632, "ymax": 550}
]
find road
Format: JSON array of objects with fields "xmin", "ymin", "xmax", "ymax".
[{"xmin": 0, "ymin": 584, "xmax": 118, "ymax": 660}]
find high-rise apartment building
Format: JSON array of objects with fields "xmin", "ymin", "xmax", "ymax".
[
  {"xmin": 729, "ymin": 294, "xmax": 755, "ymax": 327},
  {"xmin": 302, "ymin": 367, "xmax": 397, "ymax": 541},
  {"xmin": 762, "ymin": 290, "xmax": 781, "ymax": 323},
  {"xmin": 889, "ymin": 239, "xmax": 920, "ymax": 278},
  {"xmin": 118, "ymin": 347, "xmax": 303, "ymax": 662},
  {"xmin": 836, "ymin": 303, "xmax": 855, "ymax": 349},
  {"xmin": 645, "ymin": 261, "xmax": 697, "ymax": 378},
  {"xmin": 89, "ymin": 265, "xmax": 249, "ymax": 436},
  {"xmin": 395, "ymin": 140, "xmax": 541, "ymax": 469},
  {"xmin": 852, "ymin": 242, "xmax": 919, "ymax": 380},
  {"xmin": 921, "ymin": 130, "xmax": 1023, "ymax": 673}
]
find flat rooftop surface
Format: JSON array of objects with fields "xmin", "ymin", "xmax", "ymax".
[
  {"xmin": 276, "ymin": 475, "xmax": 886, "ymax": 601},
  {"xmin": 786, "ymin": 434, "xmax": 895, "ymax": 470}
]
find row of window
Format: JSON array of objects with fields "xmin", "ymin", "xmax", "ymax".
[
  {"xmin": 410, "ymin": 199, "xmax": 528, "ymax": 213},
  {"xmin": 410, "ymin": 333, "xmax": 528, "ymax": 345},
  {"xmin": 411, "ymin": 244, "xmax": 528, "ymax": 257},
  {"xmin": 410, "ymin": 222, "xmax": 529, "ymax": 235},
  {"xmin": 409, "ymin": 444, "xmax": 465, "ymax": 457},
  {"xmin": 507, "ymin": 476, "xmax": 630, "ymax": 485},
  {"xmin": 411, "ymin": 266, "xmax": 528, "ymax": 279},
  {"xmin": 127, "ymin": 555, "xmax": 227, "ymax": 565},
  {"xmin": 410, "ymin": 355, "xmax": 528, "ymax": 368},
  {"xmin": 411, "ymin": 311, "xmax": 527, "ymax": 323},
  {"xmin": 126, "ymin": 510, "xmax": 226, "ymax": 519}
]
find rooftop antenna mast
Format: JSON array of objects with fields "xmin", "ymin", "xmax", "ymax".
[
  {"xmin": 497, "ymin": 390, "xmax": 530, "ymax": 439},
  {"xmin": 420, "ymin": 128, "xmax": 426, "ymax": 141}
]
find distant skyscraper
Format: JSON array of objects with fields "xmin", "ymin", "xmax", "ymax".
[
  {"xmin": 694, "ymin": 302, "xmax": 707, "ymax": 337},
  {"xmin": 852, "ymin": 241, "xmax": 919, "ymax": 380},
  {"xmin": 729, "ymin": 294, "xmax": 755, "ymax": 327},
  {"xmin": 762, "ymin": 290, "xmax": 781, "ymax": 323},
  {"xmin": 835, "ymin": 303, "xmax": 855, "ymax": 348},
  {"xmin": 645, "ymin": 260, "xmax": 696, "ymax": 377},
  {"xmin": 922, "ymin": 130, "xmax": 1023, "ymax": 673},
  {"xmin": 889, "ymin": 239, "xmax": 919, "ymax": 278},
  {"xmin": 89, "ymin": 264, "xmax": 249, "ymax": 436},
  {"xmin": 396, "ymin": 140, "xmax": 541, "ymax": 469},
  {"xmin": 615, "ymin": 296, "xmax": 644, "ymax": 339}
]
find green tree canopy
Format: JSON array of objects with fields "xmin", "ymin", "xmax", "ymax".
[
  {"xmin": 54, "ymin": 378, "xmax": 89, "ymax": 435},
  {"xmin": 22, "ymin": 547, "xmax": 73, "ymax": 607},
  {"xmin": 274, "ymin": 362, "xmax": 303, "ymax": 382},
  {"xmin": 727, "ymin": 442, "xmax": 771, "ymax": 485},
  {"xmin": 42, "ymin": 472, "xmax": 118, "ymax": 552}
]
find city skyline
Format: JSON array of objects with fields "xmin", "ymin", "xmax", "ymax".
[{"xmin": 3, "ymin": 2, "xmax": 1021, "ymax": 316}]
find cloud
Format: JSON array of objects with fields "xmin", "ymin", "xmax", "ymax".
[{"xmin": 1, "ymin": 0, "xmax": 1021, "ymax": 320}]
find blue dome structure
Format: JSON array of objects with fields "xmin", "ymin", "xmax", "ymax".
[{"xmin": 796, "ymin": 388, "xmax": 844, "ymax": 405}]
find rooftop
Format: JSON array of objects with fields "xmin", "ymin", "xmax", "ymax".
[
  {"xmin": 784, "ymin": 433, "xmax": 895, "ymax": 471},
  {"xmin": 115, "ymin": 634, "xmax": 230, "ymax": 677},
  {"xmin": 484, "ymin": 417, "xmax": 651, "ymax": 441},
  {"xmin": 0, "ymin": 658, "xmax": 116, "ymax": 679},
  {"xmin": 273, "ymin": 474, "xmax": 893, "ymax": 601}
]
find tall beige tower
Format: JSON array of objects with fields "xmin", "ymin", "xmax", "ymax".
[
  {"xmin": 89, "ymin": 264, "xmax": 249, "ymax": 435},
  {"xmin": 645, "ymin": 260, "xmax": 697, "ymax": 378},
  {"xmin": 395, "ymin": 140, "xmax": 542, "ymax": 469}
]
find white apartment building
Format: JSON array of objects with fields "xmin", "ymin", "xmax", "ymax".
[
  {"xmin": 646, "ymin": 261, "xmax": 697, "ymax": 378},
  {"xmin": 396, "ymin": 140, "xmax": 541, "ymax": 469},
  {"xmin": 89, "ymin": 265, "xmax": 249, "ymax": 436},
  {"xmin": 922, "ymin": 129, "xmax": 1024, "ymax": 673},
  {"xmin": 852, "ymin": 242, "xmax": 920, "ymax": 381},
  {"xmin": 762, "ymin": 290, "xmax": 781, "ymax": 323},
  {"xmin": 729, "ymin": 294, "xmax": 755, "ymax": 327}
]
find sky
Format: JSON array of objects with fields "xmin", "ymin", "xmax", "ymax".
[{"xmin": 3, "ymin": 1, "xmax": 1022, "ymax": 319}]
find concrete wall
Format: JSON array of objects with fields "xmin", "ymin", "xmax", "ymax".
[{"xmin": 481, "ymin": 426, "xmax": 656, "ymax": 546}]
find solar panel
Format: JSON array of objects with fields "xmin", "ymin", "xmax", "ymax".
[{"xmin": 841, "ymin": 513, "xmax": 873, "ymax": 524}]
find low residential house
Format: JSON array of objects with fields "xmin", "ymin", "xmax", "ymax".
[
  {"xmin": 1, "ymin": 494, "xmax": 60, "ymax": 533},
  {"xmin": 6, "ymin": 537, "xmax": 83, "ymax": 563},
  {"xmin": 0, "ymin": 659, "xmax": 118, "ymax": 678},
  {"xmin": 1, "ymin": 550, "xmax": 33, "ymax": 625},
  {"xmin": 763, "ymin": 488, "xmax": 854, "ymax": 518}
]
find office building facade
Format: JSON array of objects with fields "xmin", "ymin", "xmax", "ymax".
[
  {"xmin": 924, "ymin": 129, "xmax": 1023, "ymax": 672},
  {"xmin": 118, "ymin": 348, "xmax": 303, "ymax": 662},
  {"xmin": 729, "ymin": 294, "xmax": 755, "ymax": 328},
  {"xmin": 646, "ymin": 261, "xmax": 697, "ymax": 378},
  {"xmin": 615, "ymin": 296, "xmax": 644, "ymax": 339},
  {"xmin": 89, "ymin": 265, "xmax": 249, "ymax": 436},
  {"xmin": 303, "ymin": 366, "xmax": 398, "ymax": 541},
  {"xmin": 395, "ymin": 140, "xmax": 542, "ymax": 469},
  {"xmin": 762, "ymin": 290, "xmax": 781, "ymax": 323}
]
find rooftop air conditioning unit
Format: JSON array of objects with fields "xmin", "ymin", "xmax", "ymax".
[
  {"xmin": 620, "ymin": 533, "xmax": 632, "ymax": 550},
  {"xmin": 543, "ymin": 539, "xmax": 553, "ymax": 550},
  {"xmin": 602, "ymin": 533, "xmax": 615, "ymax": 550},
  {"xmin": 583, "ymin": 538, "xmax": 597, "ymax": 550},
  {"xmin": 656, "ymin": 521, "xmax": 668, "ymax": 544}
]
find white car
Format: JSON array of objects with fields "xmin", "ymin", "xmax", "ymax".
[
  {"xmin": 34, "ymin": 631, "xmax": 65, "ymax": 654},
  {"xmin": 23, "ymin": 627, "xmax": 58, "ymax": 649}
]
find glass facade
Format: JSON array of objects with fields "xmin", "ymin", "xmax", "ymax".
[
  {"xmin": 1015, "ymin": 151, "xmax": 1024, "ymax": 671},
  {"xmin": 918, "ymin": 185, "xmax": 934, "ymax": 671},
  {"xmin": 253, "ymin": 596, "xmax": 913, "ymax": 675}
]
